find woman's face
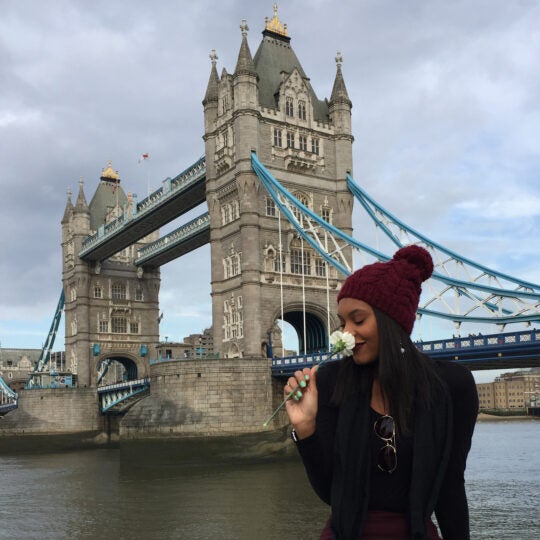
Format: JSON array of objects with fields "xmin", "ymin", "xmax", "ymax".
[{"xmin": 337, "ymin": 297, "xmax": 379, "ymax": 365}]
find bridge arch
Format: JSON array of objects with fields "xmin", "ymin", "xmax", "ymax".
[
  {"xmin": 272, "ymin": 302, "xmax": 340, "ymax": 356},
  {"xmin": 92, "ymin": 353, "xmax": 147, "ymax": 387}
]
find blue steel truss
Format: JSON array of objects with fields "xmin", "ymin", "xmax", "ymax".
[
  {"xmin": 26, "ymin": 290, "xmax": 65, "ymax": 389},
  {"xmin": 251, "ymin": 152, "xmax": 540, "ymax": 330},
  {"xmin": 97, "ymin": 378, "xmax": 150, "ymax": 413}
]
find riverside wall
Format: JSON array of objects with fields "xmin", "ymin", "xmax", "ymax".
[
  {"xmin": 120, "ymin": 357, "xmax": 289, "ymax": 438},
  {"xmin": 0, "ymin": 387, "xmax": 104, "ymax": 436},
  {"xmin": 0, "ymin": 359, "xmax": 290, "ymax": 442}
]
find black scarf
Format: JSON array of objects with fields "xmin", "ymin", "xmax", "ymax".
[{"xmin": 330, "ymin": 386, "xmax": 452, "ymax": 539}]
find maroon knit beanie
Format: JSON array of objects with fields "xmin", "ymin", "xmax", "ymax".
[{"xmin": 337, "ymin": 245, "xmax": 434, "ymax": 334}]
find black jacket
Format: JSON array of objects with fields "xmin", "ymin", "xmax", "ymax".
[{"xmin": 296, "ymin": 359, "xmax": 478, "ymax": 539}]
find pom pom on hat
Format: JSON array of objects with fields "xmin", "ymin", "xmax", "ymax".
[{"xmin": 337, "ymin": 245, "xmax": 434, "ymax": 334}]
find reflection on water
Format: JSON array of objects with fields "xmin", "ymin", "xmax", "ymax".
[{"xmin": 0, "ymin": 421, "xmax": 538, "ymax": 540}]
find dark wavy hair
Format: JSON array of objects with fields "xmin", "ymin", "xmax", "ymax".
[{"xmin": 331, "ymin": 307, "xmax": 443, "ymax": 435}]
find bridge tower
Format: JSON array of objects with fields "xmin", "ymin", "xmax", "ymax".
[
  {"xmin": 61, "ymin": 163, "xmax": 160, "ymax": 387},
  {"xmin": 203, "ymin": 7, "xmax": 354, "ymax": 359}
]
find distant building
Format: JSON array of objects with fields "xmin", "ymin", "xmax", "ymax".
[
  {"xmin": 477, "ymin": 368, "xmax": 540, "ymax": 410},
  {"xmin": 0, "ymin": 348, "xmax": 39, "ymax": 390},
  {"xmin": 0, "ymin": 349, "xmax": 66, "ymax": 391},
  {"xmin": 155, "ymin": 327, "xmax": 214, "ymax": 361}
]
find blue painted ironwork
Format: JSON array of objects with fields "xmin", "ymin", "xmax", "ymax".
[
  {"xmin": 251, "ymin": 152, "xmax": 540, "ymax": 329},
  {"xmin": 97, "ymin": 377, "xmax": 150, "ymax": 413},
  {"xmin": 271, "ymin": 328, "xmax": 540, "ymax": 376},
  {"xmin": 0, "ymin": 374, "xmax": 18, "ymax": 415},
  {"xmin": 79, "ymin": 156, "xmax": 206, "ymax": 261},
  {"xmin": 97, "ymin": 359, "xmax": 113, "ymax": 385},
  {"xmin": 26, "ymin": 290, "xmax": 65, "ymax": 389},
  {"xmin": 135, "ymin": 212, "xmax": 210, "ymax": 266}
]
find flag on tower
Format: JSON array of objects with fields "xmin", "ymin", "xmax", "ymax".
[{"xmin": 138, "ymin": 153, "xmax": 150, "ymax": 163}]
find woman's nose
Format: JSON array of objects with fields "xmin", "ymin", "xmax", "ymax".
[{"xmin": 342, "ymin": 320, "xmax": 356, "ymax": 335}]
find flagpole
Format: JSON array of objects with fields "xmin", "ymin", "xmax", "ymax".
[{"xmin": 138, "ymin": 153, "xmax": 151, "ymax": 196}]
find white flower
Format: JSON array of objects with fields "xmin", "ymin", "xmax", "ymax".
[{"xmin": 329, "ymin": 330, "xmax": 355, "ymax": 357}]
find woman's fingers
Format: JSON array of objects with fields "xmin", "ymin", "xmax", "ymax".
[{"xmin": 284, "ymin": 369, "xmax": 315, "ymax": 401}]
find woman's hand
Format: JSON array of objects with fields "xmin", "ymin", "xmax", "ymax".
[{"xmin": 284, "ymin": 366, "xmax": 318, "ymax": 439}]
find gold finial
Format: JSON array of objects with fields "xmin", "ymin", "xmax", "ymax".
[
  {"xmin": 335, "ymin": 51, "xmax": 343, "ymax": 69},
  {"xmin": 67, "ymin": 187, "xmax": 72, "ymax": 199},
  {"xmin": 265, "ymin": 3, "xmax": 288, "ymax": 37},
  {"xmin": 209, "ymin": 49, "xmax": 218, "ymax": 65},
  {"xmin": 101, "ymin": 160, "xmax": 120, "ymax": 180},
  {"xmin": 79, "ymin": 176, "xmax": 84, "ymax": 188},
  {"xmin": 240, "ymin": 19, "xmax": 249, "ymax": 37}
]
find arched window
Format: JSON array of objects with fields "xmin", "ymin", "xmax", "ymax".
[
  {"xmin": 286, "ymin": 96, "xmax": 294, "ymax": 117},
  {"xmin": 298, "ymin": 100, "xmax": 306, "ymax": 120}
]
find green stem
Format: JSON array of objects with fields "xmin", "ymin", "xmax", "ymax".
[{"xmin": 262, "ymin": 350, "xmax": 340, "ymax": 427}]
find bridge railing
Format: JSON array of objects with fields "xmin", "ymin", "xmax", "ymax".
[
  {"xmin": 136, "ymin": 213, "xmax": 210, "ymax": 262},
  {"xmin": 271, "ymin": 328, "xmax": 540, "ymax": 375},
  {"xmin": 98, "ymin": 377, "xmax": 150, "ymax": 413},
  {"xmin": 80, "ymin": 156, "xmax": 206, "ymax": 253},
  {"xmin": 272, "ymin": 351, "xmax": 341, "ymax": 373},
  {"xmin": 418, "ymin": 328, "xmax": 540, "ymax": 355},
  {"xmin": 97, "ymin": 377, "xmax": 150, "ymax": 394}
]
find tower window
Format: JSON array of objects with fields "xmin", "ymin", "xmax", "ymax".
[
  {"xmin": 94, "ymin": 286, "xmax": 102, "ymax": 299},
  {"xmin": 298, "ymin": 100, "xmax": 306, "ymax": 120},
  {"xmin": 135, "ymin": 288, "xmax": 143, "ymax": 301},
  {"xmin": 315, "ymin": 258, "xmax": 327, "ymax": 277},
  {"xmin": 274, "ymin": 253, "xmax": 286, "ymax": 273},
  {"xmin": 273, "ymin": 128, "xmax": 282, "ymax": 147},
  {"xmin": 321, "ymin": 208, "xmax": 331, "ymax": 223},
  {"xmin": 286, "ymin": 131, "xmax": 295, "ymax": 149},
  {"xmin": 99, "ymin": 320, "xmax": 109, "ymax": 333},
  {"xmin": 291, "ymin": 249, "xmax": 311, "ymax": 275},
  {"xmin": 299, "ymin": 135, "xmax": 308, "ymax": 151},
  {"xmin": 111, "ymin": 284, "xmax": 126, "ymax": 300},
  {"xmin": 286, "ymin": 97, "xmax": 294, "ymax": 117},
  {"xmin": 111, "ymin": 317, "xmax": 127, "ymax": 334},
  {"xmin": 130, "ymin": 321, "xmax": 139, "ymax": 334},
  {"xmin": 311, "ymin": 138, "xmax": 320, "ymax": 155},
  {"xmin": 266, "ymin": 197, "xmax": 276, "ymax": 217}
]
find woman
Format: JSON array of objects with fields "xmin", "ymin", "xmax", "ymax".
[{"xmin": 285, "ymin": 245, "xmax": 478, "ymax": 539}]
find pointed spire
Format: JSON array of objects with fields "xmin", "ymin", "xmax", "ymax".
[
  {"xmin": 61, "ymin": 188, "xmax": 73, "ymax": 224},
  {"xmin": 203, "ymin": 49, "xmax": 220, "ymax": 105},
  {"xmin": 74, "ymin": 177, "xmax": 89, "ymax": 214},
  {"xmin": 330, "ymin": 52, "xmax": 352, "ymax": 107},
  {"xmin": 234, "ymin": 19, "xmax": 256, "ymax": 76}
]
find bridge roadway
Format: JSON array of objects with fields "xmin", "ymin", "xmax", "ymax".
[
  {"xmin": 135, "ymin": 212, "xmax": 210, "ymax": 267},
  {"xmin": 79, "ymin": 157, "xmax": 206, "ymax": 262},
  {"xmin": 271, "ymin": 328, "xmax": 540, "ymax": 377}
]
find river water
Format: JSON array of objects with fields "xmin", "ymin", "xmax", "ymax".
[{"xmin": 0, "ymin": 419, "xmax": 538, "ymax": 540}]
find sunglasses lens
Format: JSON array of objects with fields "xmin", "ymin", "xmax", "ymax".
[
  {"xmin": 378, "ymin": 444, "xmax": 397, "ymax": 472},
  {"xmin": 374, "ymin": 415, "xmax": 394, "ymax": 439}
]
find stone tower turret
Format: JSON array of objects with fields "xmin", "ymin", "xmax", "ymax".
[
  {"xmin": 61, "ymin": 162, "xmax": 160, "ymax": 388},
  {"xmin": 204, "ymin": 6, "xmax": 354, "ymax": 359}
]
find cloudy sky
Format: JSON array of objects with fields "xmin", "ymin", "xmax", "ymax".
[{"xmin": 1, "ymin": 1, "xmax": 539, "ymax": 383}]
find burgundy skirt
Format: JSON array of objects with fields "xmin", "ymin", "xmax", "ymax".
[{"xmin": 319, "ymin": 511, "xmax": 442, "ymax": 539}]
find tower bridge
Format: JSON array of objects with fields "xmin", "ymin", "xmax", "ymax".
[{"xmin": 1, "ymin": 6, "xmax": 539, "ymax": 436}]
